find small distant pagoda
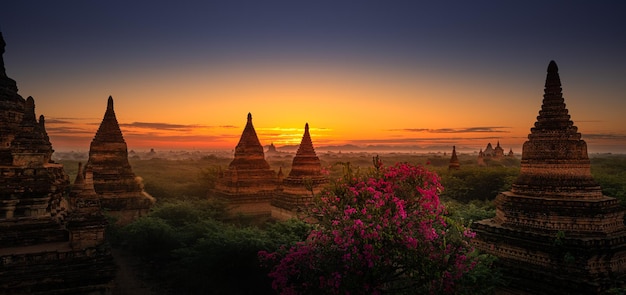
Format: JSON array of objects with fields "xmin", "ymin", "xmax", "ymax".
[
  {"xmin": 86, "ymin": 96, "xmax": 154, "ymax": 225},
  {"xmin": 448, "ymin": 145, "xmax": 460, "ymax": 170},
  {"xmin": 212, "ymin": 113, "xmax": 279, "ymax": 217},
  {"xmin": 473, "ymin": 61, "xmax": 626, "ymax": 294},
  {"xmin": 271, "ymin": 123, "xmax": 328, "ymax": 220}
]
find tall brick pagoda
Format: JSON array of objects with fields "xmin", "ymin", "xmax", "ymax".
[
  {"xmin": 473, "ymin": 61, "xmax": 626, "ymax": 294},
  {"xmin": 213, "ymin": 113, "xmax": 279, "ymax": 216},
  {"xmin": 86, "ymin": 96, "xmax": 154, "ymax": 224},
  {"xmin": 0, "ymin": 31, "xmax": 115, "ymax": 294},
  {"xmin": 271, "ymin": 123, "xmax": 328, "ymax": 220}
]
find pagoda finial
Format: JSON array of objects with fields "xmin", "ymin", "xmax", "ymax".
[
  {"xmin": 107, "ymin": 96, "xmax": 114, "ymax": 111},
  {"xmin": 0, "ymin": 31, "xmax": 6, "ymax": 77},
  {"xmin": 545, "ymin": 60, "xmax": 562, "ymax": 90},
  {"xmin": 305, "ymin": 122, "xmax": 309, "ymax": 131},
  {"xmin": 0, "ymin": 31, "xmax": 18, "ymax": 90},
  {"xmin": 247, "ymin": 112, "xmax": 252, "ymax": 122}
]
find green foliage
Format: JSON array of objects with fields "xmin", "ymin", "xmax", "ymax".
[
  {"xmin": 591, "ymin": 155, "xmax": 626, "ymax": 205},
  {"xmin": 439, "ymin": 166, "xmax": 519, "ymax": 202},
  {"xmin": 116, "ymin": 200, "xmax": 310, "ymax": 294},
  {"xmin": 444, "ymin": 199, "xmax": 496, "ymax": 226}
]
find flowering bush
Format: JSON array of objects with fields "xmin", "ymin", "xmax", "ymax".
[{"xmin": 260, "ymin": 160, "xmax": 484, "ymax": 294}]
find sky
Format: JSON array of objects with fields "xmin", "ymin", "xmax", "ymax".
[{"xmin": 1, "ymin": 1, "xmax": 625, "ymax": 153}]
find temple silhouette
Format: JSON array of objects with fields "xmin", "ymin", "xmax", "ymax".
[
  {"xmin": 86, "ymin": 96, "xmax": 155, "ymax": 225},
  {"xmin": 0, "ymin": 32, "xmax": 115, "ymax": 294},
  {"xmin": 473, "ymin": 61, "xmax": 626, "ymax": 294}
]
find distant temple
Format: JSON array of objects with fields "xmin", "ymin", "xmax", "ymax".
[
  {"xmin": 477, "ymin": 141, "xmax": 513, "ymax": 165},
  {"xmin": 473, "ymin": 61, "xmax": 626, "ymax": 294},
  {"xmin": 266, "ymin": 142, "xmax": 278, "ymax": 155},
  {"xmin": 0, "ymin": 32, "xmax": 115, "ymax": 294},
  {"xmin": 271, "ymin": 123, "xmax": 328, "ymax": 220},
  {"xmin": 482, "ymin": 141, "xmax": 505, "ymax": 158},
  {"xmin": 86, "ymin": 96, "xmax": 154, "ymax": 224},
  {"xmin": 448, "ymin": 145, "xmax": 460, "ymax": 170},
  {"xmin": 212, "ymin": 113, "xmax": 279, "ymax": 217}
]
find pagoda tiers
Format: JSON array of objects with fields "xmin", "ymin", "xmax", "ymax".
[
  {"xmin": 213, "ymin": 113, "xmax": 279, "ymax": 217},
  {"xmin": 271, "ymin": 123, "xmax": 328, "ymax": 220},
  {"xmin": 0, "ymin": 32, "xmax": 114, "ymax": 293},
  {"xmin": 86, "ymin": 96, "xmax": 154, "ymax": 225},
  {"xmin": 448, "ymin": 145, "xmax": 460, "ymax": 170},
  {"xmin": 473, "ymin": 61, "xmax": 626, "ymax": 294}
]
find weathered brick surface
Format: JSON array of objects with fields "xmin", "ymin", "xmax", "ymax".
[{"xmin": 474, "ymin": 61, "xmax": 626, "ymax": 294}]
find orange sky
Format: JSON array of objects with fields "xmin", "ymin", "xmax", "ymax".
[{"xmin": 30, "ymin": 60, "xmax": 625, "ymax": 153}]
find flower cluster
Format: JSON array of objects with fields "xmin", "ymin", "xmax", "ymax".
[{"xmin": 260, "ymin": 162, "xmax": 479, "ymax": 294}]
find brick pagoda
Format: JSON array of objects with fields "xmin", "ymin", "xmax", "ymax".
[
  {"xmin": 271, "ymin": 123, "xmax": 328, "ymax": 220},
  {"xmin": 473, "ymin": 61, "xmax": 626, "ymax": 294},
  {"xmin": 213, "ymin": 113, "xmax": 279, "ymax": 216},
  {"xmin": 86, "ymin": 96, "xmax": 154, "ymax": 224},
  {"xmin": 0, "ymin": 32, "xmax": 115, "ymax": 294}
]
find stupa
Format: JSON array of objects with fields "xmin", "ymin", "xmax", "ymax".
[
  {"xmin": 271, "ymin": 123, "xmax": 328, "ymax": 220},
  {"xmin": 448, "ymin": 145, "xmax": 460, "ymax": 170},
  {"xmin": 212, "ymin": 113, "xmax": 279, "ymax": 216},
  {"xmin": 473, "ymin": 61, "xmax": 626, "ymax": 294},
  {"xmin": 86, "ymin": 96, "xmax": 154, "ymax": 225},
  {"xmin": 0, "ymin": 32, "xmax": 115, "ymax": 294}
]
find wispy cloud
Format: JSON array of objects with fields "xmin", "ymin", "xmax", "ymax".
[
  {"xmin": 389, "ymin": 127, "xmax": 511, "ymax": 133},
  {"xmin": 348, "ymin": 136, "xmax": 506, "ymax": 145},
  {"xmin": 46, "ymin": 126, "xmax": 95, "ymax": 135},
  {"xmin": 119, "ymin": 122, "xmax": 205, "ymax": 131},
  {"xmin": 584, "ymin": 133, "xmax": 626, "ymax": 140}
]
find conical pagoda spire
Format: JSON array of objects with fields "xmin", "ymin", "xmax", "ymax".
[
  {"xmin": 230, "ymin": 112, "xmax": 269, "ymax": 170},
  {"xmin": 513, "ymin": 60, "xmax": 599, "ymax": 198},
  {"xmin": 448, "ymin": 145, "xmax": 460, "ymax": 170},
  {"xmin": 530, "ymin": 60, "xmax": 578, "ymax": 136},
  {"xmin": 295, "ymin": 123, "xmax": 316, "ymax": 156},
  {"xmin": 0, "ymin": 31, "xmax": 18, "ymax": 91},
  {"xmin": 92, "ymin": 96, "xmax": 125, "ymax": 144},
  {"xmin": 0, "ymin": 31, "xmax": 7, "ymax": 78},
  {"xmin": 288, "ymin": 123, "xmax": 323, "ymax": 178}
]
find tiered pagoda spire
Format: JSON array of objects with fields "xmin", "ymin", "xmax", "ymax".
[
  {"xmin": 271, "ymin": 123, "xmax": 328, "ymax": 220},
  {"xmin": 473, "ymin": 61, "xmax": 626, "ymax": 294},
  {"xmin": 11, "ymin": 96, "xmax": 53, "ymax": 165},
  {"xmin": 230, "ymin": 113, "xmax": 271, "ymax": 170},
  {"xmin": 0, "ymin": 32, "xmax": 114, "ymax": 293},
  {"xmin": 513, "ymin": 60, "xmax": 600, "ymax": 199},
  {"xmin": 0, "ymin": 31, "xmax": 17, "ymax": 91},
  {"xmin": 287, "ymin": 123, "xmax": 324, "ymax": 178},
  {"xmin": 87, "ymin": 96, "xmax": 154, "ymax": 224},
  {"xmin": 213, "ymin": 113, "xmax": 279, "ymax": 217}
]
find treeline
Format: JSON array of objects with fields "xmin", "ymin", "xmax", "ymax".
[{"xmin": 109, "ymin": 200, "xmax": 311, "ymax": 294}]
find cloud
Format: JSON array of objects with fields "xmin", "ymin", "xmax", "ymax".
[
  {"xmin": 46, "ymin": 126, "xmax": 95, "ymax": 135},
  {"xmin": 389, "ymin": 127, "xmax": 510, "ymax": 133},
  {"xmin": 119, "ymin": 122, "xmax": 204, "ymax": 131},
  {"xmin": 348, "ymin": 136, "xmax": 506, "ymax": 145},
  {"xmin": 583, "ymin": 133, "xmax": 626, "ymax": 140},
  {"xmin": 44, "ymin": 118, "xmax": 74, "ymax": 124}
]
